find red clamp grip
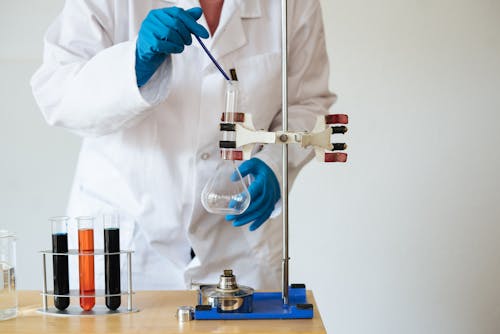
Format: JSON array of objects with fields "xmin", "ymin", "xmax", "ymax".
[
  {"xmin": 221, "ymin": 112, "xmax": 245, "ymax": 123},
  {"xmin": 324, "ymin": 152, "xmax": 348, "ymax": 163},
  {"xmin": 221, "ymin": 150, "xmax": 243, "ymax": 161},
  {"xmin": 325, "ymin": 114, "xmax": 348, "ymax": 125}
]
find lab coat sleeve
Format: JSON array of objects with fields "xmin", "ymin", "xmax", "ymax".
[
  {"xmin": 254, "ymin": 1, "xmax": 336, "ymax": 199},
  {"xmin": 30, "ymin": 0, "xmax": 172, "ymax": 137}
]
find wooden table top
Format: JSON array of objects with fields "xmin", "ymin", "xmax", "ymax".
[{"xmin": 0, "ymin": 290, "xmax": 326, "ymax": 333}]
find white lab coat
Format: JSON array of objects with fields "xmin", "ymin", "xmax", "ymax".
[{"xmin": 31, "ymin": 0, "xmax": 335, "ymax": 290}]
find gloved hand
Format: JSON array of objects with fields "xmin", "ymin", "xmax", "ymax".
[
  {"xmin": 135, "ymin": 7, "xmax": 209, "ymax": 87},
  {"xmin": 226, "ymin": 158, "xmax": 281, "ymax": 231}
]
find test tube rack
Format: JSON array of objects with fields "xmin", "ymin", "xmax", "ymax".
[{"xmin": 37, "ymin": 249, "xmax": 138, "ymax": 316}]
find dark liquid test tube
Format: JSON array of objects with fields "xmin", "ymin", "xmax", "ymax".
[
  {"xmin": 104, "ymin": 227, "xmax": 121, "ymax": 309},
  {"xmin": 51, "ymin": 217, "xmax": 70, "ymax": 310}
]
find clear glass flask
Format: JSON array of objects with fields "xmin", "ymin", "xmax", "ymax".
[
  {"xmin": 0, "ymin": 230, "xmax": 17, "ymax": 321},
  {"xmin": 201, "ymin": 160, "xmax": 251, "ymax": 215},
  {"xmin": 201, "ymin": 81, "xmax": 251, "ymax": 215}
]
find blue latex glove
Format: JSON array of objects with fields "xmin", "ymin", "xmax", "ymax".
[
  {"xmin": 226, "ymin": 158, "xmax": 281, "ymax": 231},
  {"xmin": 135, "ymin": 7, "xmax": 209, "ymax": 87}
]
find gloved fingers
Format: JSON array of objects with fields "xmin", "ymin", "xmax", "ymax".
[
  {"xmin": 226, "ymin": 201, "xmax": 255, "ymax": 222},
  {"xmin": 225, "ymin": 195, "xmax": 252, "ymax": 221},
  {"xmin": 226, "ymin": 175, "xmax": 267, "ymax": 220},
  {"xmin": 228, "ymin": 198, "xmax": 238, "ymax": 209},
  {"xmin": 230, "ymin": 171, "xmax": 253, "ymax": 189},
  {"xmin": 231, "ymin": 197, "xmax": 275, "ymax": 227},
  {"xmin": 271, "ymin": 176, "xmax": 281, "ymax": 202},
  {"xmin": 226, "ymin": 196, "xmax": 262, "ymax": 223},
  {"xmin": 236, "ymin": 160, "xmax": 258, "ymax": 179},
  {"xmin": 225, "ymin": 191, "xmax": 250, "ymax": 214},
  {"xmin": 233, "ymin": 180, "xmax": 270, "ymax": 218},
  {"xmin": 185, "ymin": 7, "xmax": 203, "ymax": 21},
  {"xmin": 146, "ymin": 11, "xmax": 174, "ymax": 39},
  {"xmin": 247, "ymin": 176, "xmax": 265, "ymax": 199},
  {"xmin": 154, "ymin": 9, "xmax": 193, "ymax": 45},
  {"xmin": 170, "ymin": 19, "xmax": 193, "ymax": 45},
  {"xmin": 225, "ymin": 158, "xmax": 280, "ymax": 225},
  {"xmin": 230, "ymin": 169, "xmax": 243, "ymax": 182},
  {"xmin": 143, "ymin": 21, "xmax": 185, "ymax": 52},
  {"xmin": 164, "ymin": 29, "xmax": 185, "ymax": 48},
  {"xmin": 227, "ymin": 190, "xmax": 250, "ymax": 209},
  {"xmin": 226, "ymin": 177, "xmax": 278, "ymax": 223},
  {"xmin": 154, "ymin": 40, "xmax": 184, "ymax": 54},
  {"xmin": 140, "ymin": 19, "xmax": 166, "ymax": 44},
  {"xmin": 233, "ymin": 174, "xmax": 279, "ymax": 224},
  {"xmin": 249, "ymin": 209, "xmax": 273, "ymax": 231},
  {"xmin": 166, "ymin": 7, "xmax": 209, "ymax": 39},
  {"xmin": 178, "ymin": 8, "xmax": 209, "ymax": 38}
]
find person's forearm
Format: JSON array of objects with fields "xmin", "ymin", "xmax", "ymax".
[{"xmin": 32, "ymin": 40, "xmax": 172, "ymax": 137}]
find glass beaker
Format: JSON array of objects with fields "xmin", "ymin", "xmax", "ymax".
[{"xmin": 0, "ymin": 230, "xmax": 17, "ymax": 321}]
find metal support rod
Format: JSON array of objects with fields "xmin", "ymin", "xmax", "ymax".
[
  {"xmin": 127, "ymin": 252, "xmax": 133, "ymax": 311},
  {"xmin": 42, "ymin": 253, "xmax": 48, "ymax": 311},
  {"xmin": 281, "ymin": 0, "xmax": 290, "ymax": 306}
]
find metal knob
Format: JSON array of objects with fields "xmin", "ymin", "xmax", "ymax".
[
  {"xmin": 218, "ymin": 269, "xmax": 238, "ymax": 291},
  {"xmin": 176, "ymin": 306, "xmax": 194, "ymax": 322}
]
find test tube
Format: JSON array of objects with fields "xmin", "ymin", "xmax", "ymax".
[
  {"xmin": 51, "ymin": 217, "xmax": 70, "ymax": 310},
  {"xmin": 223, "ymin": 81, "xmax": 239, "ymax": 122},
  {"xmin": 77, "ymin": 216, "xmax": 95, "ymax": 311},
  {"xmin": 104, "ymin": 214, "xmax": 121, "ymax": 310}
]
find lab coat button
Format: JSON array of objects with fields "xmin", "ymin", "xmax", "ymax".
[{"xmin": 201, "ymin": 153, "xmax": 210, "ymax": 160}]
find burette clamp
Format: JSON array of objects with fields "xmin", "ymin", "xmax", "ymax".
[
  {"xmin": 218, "ymin": 110, "xmax": 349, "ymax": 163},
  {"xmin": 217, "ymin": 71, "xmax": 349, "ymax": 163}
]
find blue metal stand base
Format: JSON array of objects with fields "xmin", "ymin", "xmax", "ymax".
[{"xmin": 194, "ymin": 284, "xmax": 313, "ymax": 320}]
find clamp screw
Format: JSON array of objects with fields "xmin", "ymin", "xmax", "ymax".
[{"xmin": 279, "ymin": 134, "xmax": 288, "ymax": 142}]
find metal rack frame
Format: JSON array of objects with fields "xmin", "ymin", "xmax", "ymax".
[{"xmin": 38, "ymin": 249, "xmax": 138, "ymax": 316}]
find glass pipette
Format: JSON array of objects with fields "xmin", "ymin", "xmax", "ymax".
[{"xmin": 194, "ymin": 35, "xmax": 231, "ymax": 82}]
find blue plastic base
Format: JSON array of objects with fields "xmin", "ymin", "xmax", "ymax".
[{"xmin": 194, "ymin": 285, "xmax": 313, "ymax": 320}]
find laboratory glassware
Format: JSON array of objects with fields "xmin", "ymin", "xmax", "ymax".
[
  {"xmin": 0, "ymin": 230, "xmax": 17, "ymax": 321},
  {"xmin": 194, "ymin": 35, "xmax": 231, "ymax": 82},
  {"xmin": 201, "ymin": 81, "xmax": 251, "ymax": 215},
  {"xmin": 77, "ymin": 216, "xmax": 95, "ymax": 311},
  {"xmin": 104, "ymin": 213, "xmax": 121, "ymax": 310},
  {"xmin": 201, "ymin": 160, "xmax": 250, "ymax": 215},
  {"xmin": 50, "ymin": 217, "xmax": 70, "ymax": 310}
]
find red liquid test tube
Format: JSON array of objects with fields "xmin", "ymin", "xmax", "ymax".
[{"xmin": 77, "ymin": 216, "xmax": 95, "ymax": 311}]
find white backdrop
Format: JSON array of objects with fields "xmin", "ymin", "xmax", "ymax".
[{"xmin": 1, "ymin": 1, "xmax": 499, "ymax": 333}]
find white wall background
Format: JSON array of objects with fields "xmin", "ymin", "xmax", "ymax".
[{"xmin": 1, "ymin": 1, "xmax": 499, "ymax": 333}]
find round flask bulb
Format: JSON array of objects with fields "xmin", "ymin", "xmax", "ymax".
[{"xmin": 201, "ymin": 160, "xmax": 250, "ymax": 215}]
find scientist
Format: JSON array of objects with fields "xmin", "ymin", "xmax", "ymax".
[{"xmin": 31, "ymin": 0, "xmax": 335, "ymax": 290}]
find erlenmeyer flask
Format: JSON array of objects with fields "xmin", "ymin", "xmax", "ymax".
[{"xmin": 201, "ymin": 160, "xmax": 251, "ymax": 215}]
